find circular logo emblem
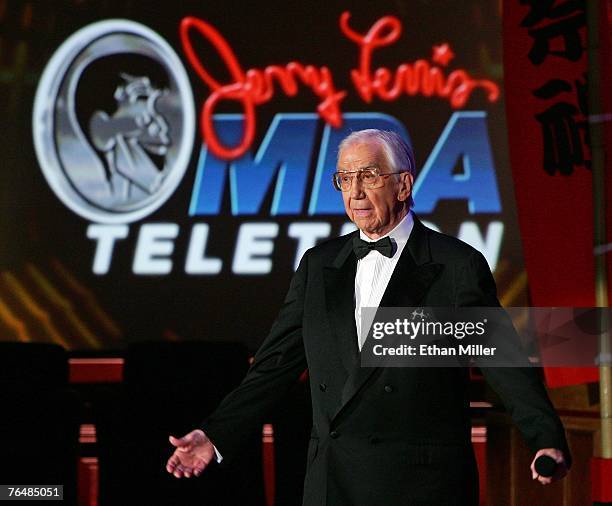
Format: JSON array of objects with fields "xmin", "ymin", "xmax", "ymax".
[{"xmin": 33, "ymin": 20, "xmax": 195, "ymax": 223}]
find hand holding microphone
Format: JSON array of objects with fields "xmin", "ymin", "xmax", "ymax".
[{"xmin": 530, "ymin": 448, "xmax": 568, "ymax": 485}]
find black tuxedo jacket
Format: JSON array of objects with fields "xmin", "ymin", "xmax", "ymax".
[{"xmin": 202, "ymin": 217, "xmax": 570, "ymax": 506}]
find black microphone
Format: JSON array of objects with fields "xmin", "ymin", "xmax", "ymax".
[{"xmin": 534, "ymin": 455, "xmax": 557, "ymax": 478}]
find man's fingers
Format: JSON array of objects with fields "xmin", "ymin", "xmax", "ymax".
[
  {"xmin": 166, "ymin": 453, "xmax": 181, "ymax": 473},
  {"xmin": 168, "ymin": 430, "xmax": 210, "ymax": 479},
  {"xmin": 193, "ymin": 461, "xmax": 207, "ymax": 477},
  {"xmin": 170, "ymin": 434, "xmax": 195, "ymax": 452},
  {"xmin": 166, "ymin": 461, "xmax": 175, "ymax": 473},
  {"xmin": 530, "ymin": 462, "xmax": 539, "ymax": 480},
  {"xmin": 531, "ymin": 468, "xmax": 552, "ymax": 484},
  {"xmin": 530, "ymin": 449, "xmax": 568, "ymax": 485},
  {"xmin": 538, "ymin": 476, "xmax": 552, "ymax": 485},
  {"xmin": 169, "ymin": 434, "xmax": 190, "ymax": 447}
]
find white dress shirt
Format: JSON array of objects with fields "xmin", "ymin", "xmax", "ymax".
[{"xmin": 354, "ymin": 211, "xmax": 414, "ymax": 349}]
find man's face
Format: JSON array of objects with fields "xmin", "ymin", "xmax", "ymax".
[{"xmin": 337, "ymin": 142, "xmax": 413, "ymax": 239}]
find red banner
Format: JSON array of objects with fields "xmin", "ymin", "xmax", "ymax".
[{"xmin": 503, "ymin": 1, "xmax": 610, "ymax": 387}]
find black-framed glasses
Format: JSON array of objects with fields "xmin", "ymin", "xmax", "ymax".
[{"xmin": 332, "ymin": 167, "xmax": 406, "ymax": 192}]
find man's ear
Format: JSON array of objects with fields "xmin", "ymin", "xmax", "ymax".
[{"xmin": 397, "ymin": 173, "xmax": 414, "ymax": 202}]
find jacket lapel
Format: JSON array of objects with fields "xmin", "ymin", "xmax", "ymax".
[
  {"xmin": 323, "ymin": 233, "xmax": 359, "ymax": 375},
  {"xmin": 331, "ymin": 218, "xmax": 444, "ymax": 423}
]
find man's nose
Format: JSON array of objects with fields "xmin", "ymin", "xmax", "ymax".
[{"xmin": 349, "ymin": 177, "xmax": 366, "ymax": 199}]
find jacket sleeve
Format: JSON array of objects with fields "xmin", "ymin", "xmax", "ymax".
[
  {"xmin": 456, "ymin": 250, "xmax": 572, "ymax": 468},
  {"xmin": 199, "ymin": 250, "xmax": 310, "ymax": 463}
]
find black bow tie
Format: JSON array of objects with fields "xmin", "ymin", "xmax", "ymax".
[{"xmin": 352, "ymin": 236, "xmax": 396, "ymax": 260}]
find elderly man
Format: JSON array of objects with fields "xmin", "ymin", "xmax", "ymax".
[{"xmin": 166, "ymin": 129, "xmax": 570, "ymax": 505}]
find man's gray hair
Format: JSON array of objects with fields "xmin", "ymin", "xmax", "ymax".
[
  {"xmin": 338, "ymin": 129, "xmax": 415, "ymax": 176},
  {"xmin": 338, "ymin": 129, "xmax": 415, "ymax": 206}
]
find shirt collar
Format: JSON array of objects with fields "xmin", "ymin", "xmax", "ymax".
[{"xmin": 359, "ymin": 211, "xmax": 414, "ymax": 249}]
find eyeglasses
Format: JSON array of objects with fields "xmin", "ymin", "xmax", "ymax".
[{"xmin": 332, "ymin": 167, "xmax": 406, "ymax": 192}]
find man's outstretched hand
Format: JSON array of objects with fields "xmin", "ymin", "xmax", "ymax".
[{"xmin": 166, "ymin": 429, "xmax": 215, "ymax": 478}]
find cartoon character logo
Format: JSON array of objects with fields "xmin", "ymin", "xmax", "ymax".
[
  {"xmin": 89, "ymin": 74, "xmax": 171, "ymax": 201},
  {"xmin": 33, "ymin": 20, "xmax": 195, "ymax": 223}
]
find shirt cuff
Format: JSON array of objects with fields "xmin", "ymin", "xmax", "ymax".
[{"xmin": 213, "ymin": 444, "xmax": 223, "ymax": 464}]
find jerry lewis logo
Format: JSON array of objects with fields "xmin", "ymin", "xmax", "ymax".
[
  {"xmin": 32, "ymin": 16, "xmax": 504, "ymax": 276},
  {"xmin": 33, "ymin": 20, "xmax": 195, "ymax": 224}
]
